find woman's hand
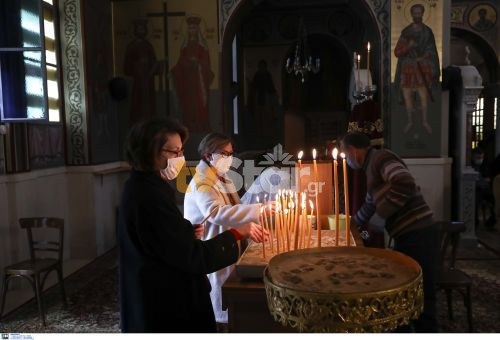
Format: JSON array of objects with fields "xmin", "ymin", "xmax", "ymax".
[
  {"xmin": 263, "ymin": 200, "xmax": 276, "ymax": 215},
  {"xmin": 236, "ymin": 222, "xmax": 269, "ymax": 243},
  {"xmin": 193, "ymin": 224, "xmax": 204, "ymax": 240}
]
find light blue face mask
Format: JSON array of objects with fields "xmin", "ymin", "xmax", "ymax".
[{"xmin": 347, "ymin": 157, "xmax": 361, "ymax": 170}]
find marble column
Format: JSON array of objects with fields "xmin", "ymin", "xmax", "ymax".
[{"xmin": 457, "ymin": 66, "xmax": 483, "ymax": 242}]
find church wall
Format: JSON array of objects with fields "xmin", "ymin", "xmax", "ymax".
[
  {"xmin": 0, "ymin": 164, "xmax": 128, "ymax": 285},
  {"xmin": 83, "ymin": 0, "xmax": 121, "ymax": 164},
  {"xmin": 405, "ymin": 157, "xmax": 453, "ymax": 221}
]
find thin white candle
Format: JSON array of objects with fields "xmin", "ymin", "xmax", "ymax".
[
  {"xmin": 357, "ymin": 54, "xmax": 361, "ymax": 91},
  {"xmin": 332, "ymin": 148, "xmax": 340, "ymax": 246},
  {"xmin": 259, "ymin": 206, "xmax": 266, "ymax": 259},
  {"xmin": 312, "ymin": 149, "xmax": 321, "ymax": 247},
  {"xmin": 367, "ymin": 42, "xmax": 371, "ymax": 87},
  {"xmin": 297, "ymin": 151, "xmax": 303, "ymax": 192}
]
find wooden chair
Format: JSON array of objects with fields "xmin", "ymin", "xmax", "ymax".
[
  {"xmin": 436, "ymin": 221, "xmax": 473, "ymax": 332},
  {"xmin": 0, "ymin": 217, "xmax": 67, "ymax": 326}
]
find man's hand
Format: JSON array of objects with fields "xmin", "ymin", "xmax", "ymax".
[
  {"xmin": 368, "ymin": 213, "xmax": 386, "ymax": 233},
  {"xmin": 193, "ymin": 224, "xmax": 204, "ymax": 240}
]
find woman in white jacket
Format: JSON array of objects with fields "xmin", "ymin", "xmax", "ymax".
[{"xmin": 184, "ymin": 132, "xmax": 271, "ymax": 325}]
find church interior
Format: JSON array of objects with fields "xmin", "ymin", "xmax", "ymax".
[{"xmin": 0, "ymin": 0, "xmax": 499, "ymax": 333}]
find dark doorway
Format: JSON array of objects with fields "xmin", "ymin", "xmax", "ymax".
[{"xmin": 283, "ymin": 33, "xmax": 351, "ymax": 154}]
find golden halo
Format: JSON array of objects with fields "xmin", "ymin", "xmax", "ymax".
[{"xmin": 404, "ymin": 0, "xmax": 431, "ymax": 23}]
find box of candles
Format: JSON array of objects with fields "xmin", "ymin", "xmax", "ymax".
[
  {"xmin": 236, "ymin": 229, "xmax": 356, "ymax": 279},
  {"xmin": 235, "ymin": 148, "xmax": 356, "ymax": 279}
]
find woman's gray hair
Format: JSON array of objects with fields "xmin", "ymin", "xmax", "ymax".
[{"xmin": 198, "ymin": 132, "xmax": 232, "ymax": 160}]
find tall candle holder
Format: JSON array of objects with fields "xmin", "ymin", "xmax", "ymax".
[
  {"xmin": 353, "ymin": 81, "xmax": 377, "ymax": 104},
  {"xmin": 353, "ymin": 42, "xmax": 376, "ymax": 104}
]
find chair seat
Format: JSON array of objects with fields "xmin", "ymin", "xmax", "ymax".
[
  {"xmin": 5, "ymin": 258, "xmax": 59, "ymax": 276},
  {"xmin": 1, "ymin": 217, "xmax": 66, "ymax": 327},
  {"xmin": 438, "ymin": 268, "xmax": 472, "ymax": 287}
]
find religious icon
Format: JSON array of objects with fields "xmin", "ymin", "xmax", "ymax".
[
  {"xmin": 123, "ymin": 18, "xmax": 164, "ymax": 127},
  {"xmin": 171, "ymin": 16, "xmax": 214, "ymax": 133},
  {"xmin": 394, "ymin": 3, "xmax": 440, "ymax": 135},
  {"xmin": 248, "ymin": 59, "xmax": 279, "ymax": 138},
  {"xmin": 468, "ymin": 4, "xmax": 497, "ymax": 32}
]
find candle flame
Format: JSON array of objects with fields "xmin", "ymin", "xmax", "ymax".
[
  {"xmin": 332, "ymin": 148, "xmax": 338, "ymax": 160},
  {"xmin": 340, "ymin": 152, "xmax": 346, "ymax": 159},
  {"xmin": 367, "ymin": 41, "xmax": 371, "ymax": 51},
  {"xmin": 312, "ymin": 148, "xmax": 317, "ymax": 160},
  {"xmin": 357, "ymin": 54, "xmax": 361, "ymax": 62},
  {"xmin": 256, "ymin": 196, "xmax": 260, "ymax": 203},
  {"xmin": 309, "ymin": 200, "xmax": 314, "ymax": 210},
  {"xmin": 298, "ymin": 150, "xmax": 303, "ymax": 160}
]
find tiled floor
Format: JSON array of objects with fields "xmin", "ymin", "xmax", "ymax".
[
  {"xmin": 0, "ymin": 229, "xmax": 499, "ymax": 333},
  {"xmin": 1, "ymin": 259, "xmax": 92, "ymax": 316}
]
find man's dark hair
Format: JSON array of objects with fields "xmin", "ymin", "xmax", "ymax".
[
  {"xmin": 410, "ymin": 4, "xmax": 425, "ymax": 14},
  {"xmin": 125, "ymin": 117, "xmax": 188, "ymax": 171},
  {"xmin": 341, "ymin": 132, "xmax": 371, "ymax": 149}
]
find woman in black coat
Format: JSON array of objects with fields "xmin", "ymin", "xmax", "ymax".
[{"xmin": 118, "ymin": 117, "xmax": 265, "ymax": 332}]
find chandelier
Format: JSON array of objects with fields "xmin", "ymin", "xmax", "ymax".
[{"xmin": 285, "ymin": 18, "xmax": 320, "ymax": 83}]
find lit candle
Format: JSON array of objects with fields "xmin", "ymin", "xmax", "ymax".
[
  {"xmin": 366, "ymin": 42, "xmax": 371, "ymax": 87},
  {"xmin": 356, "ymin": 54, "xmax": 361, "ymax": 91},
  {"xmin": 353, "ymin": 53, "xmax": 358, "ymax": 92},
  {"xmin": 279, "ymin": 192, "xmax": 285, "ymax": 248},
  {"xmin": 297, "ymin": 151, "xmax": 303, "ymax": 192},
  {"xmin": 312, "ymin": 149, "xmax": 321, "ymax": 247},
  {"xmin": 341, "ymin": 153, "xmax": 351, "ymax": 246},
  {"xmin": 275, "ymin": 195, "xmax": 281, "ymax": 253},
  {"xmin": 285, "ymin": 206, "xmax": 290, "ymax": 252},
  {"xmin": 263, "ymin": 194, "xmax": 273, "ymax": 254},
  {"xmin": 308, "ymin": 200, "xmax": 314, "ymax": 248},
  {"xmin": 300, "ymin": 192, "xmax": 306, "ymax": 248},
  {"xmin": 297, "ymin": 192, "xmax": 304, "ymax": 248},
  {"xmin": 293, "ymin": 192, "xmax": 299, "ymax": 250},
  {"xmin": 259, "ymin": 206, "xmax": 266, "ymax": 259},
  {"xmin": 332, "ymin": 148, "xmax": 340, "ymax": 246}
]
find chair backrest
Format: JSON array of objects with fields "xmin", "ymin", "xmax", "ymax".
[
  {"xmin": 438, "ymin": 221, "xmax": 466, "ymax": 270},
  {"xmin": 19, "ymin": 217, "xmax": 64, "ymax": 262}
]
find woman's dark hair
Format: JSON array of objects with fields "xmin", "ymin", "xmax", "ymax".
[
  {"xmin": 125, "ymin": 117, "xmax": 188, "ymax": 171},
  {"xmin": 198, "ymin": 132, "xmax": 232, "ymax": 160},
  {"xmin": 341, "ymin": 132, "xmax": 371, "ymax": 149}
]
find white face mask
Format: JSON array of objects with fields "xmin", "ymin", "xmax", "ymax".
[
  {"xmin": 347, "ymin": 157, "xmax": 361, "ymax": 170},
  {"xmin": 211, "ymin": 153, "xmax": 233, "ymax": 174},
  {"xmin": 160, "ymin": 156, "xmax": 185, "ymax": 180}
]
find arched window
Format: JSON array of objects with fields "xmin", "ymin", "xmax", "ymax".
[{"xmin": 472, "ymin": 96, "xmax": 484, "ymax": 150}]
